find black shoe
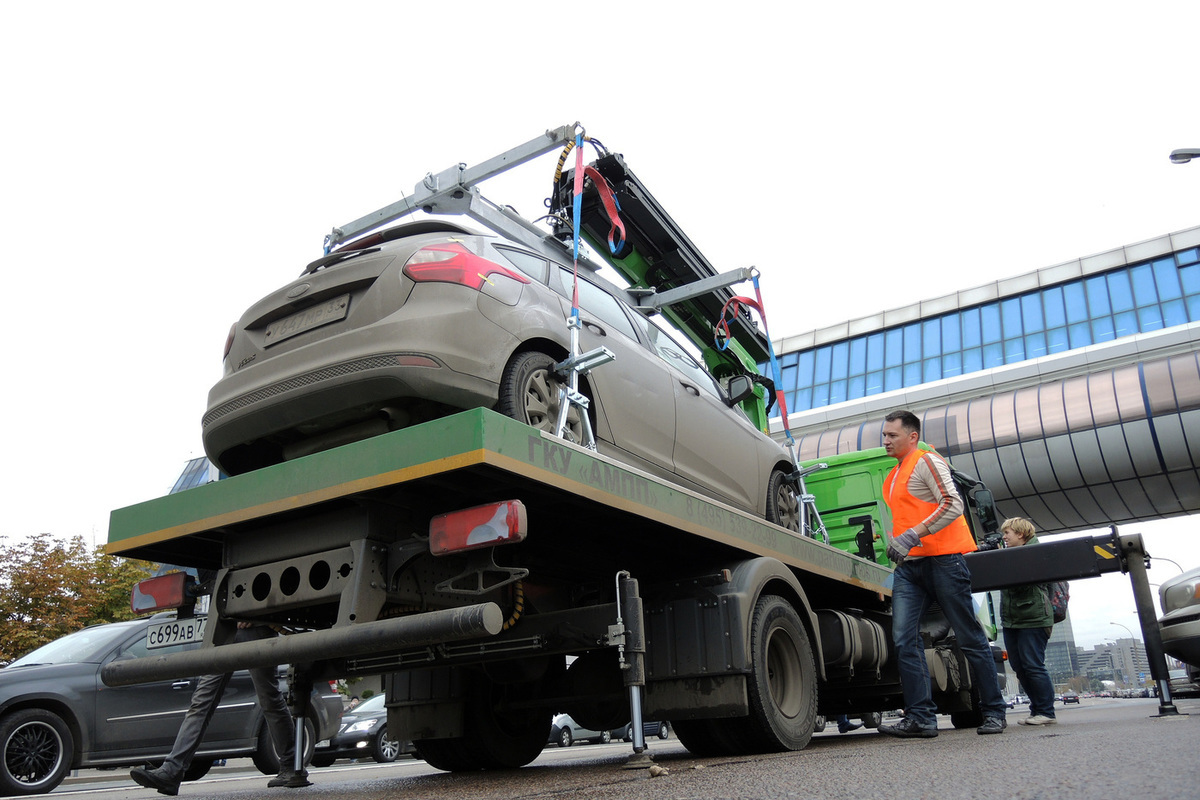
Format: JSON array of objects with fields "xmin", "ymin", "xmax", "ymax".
[
  {"xmin": 878, "ymin": 717, "xmax": 938, "ymax": 738},
  {"xmin": 268, "ymin": 770, "xmax": 312, "ymax": 789},
  {"xmin": 977, "ymin": 716, "xmax": 1005, "ymax": 735},
  {"xmin": 838, "ymin": 721, "xmax": 863, "ymax": 734},
  {"xmin": 130, "ymin": 766, "xmax": 180, "ymax": 796}
]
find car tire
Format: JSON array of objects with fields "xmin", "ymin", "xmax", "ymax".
[
  {"xmin": 812, "ymin": 715, "xmax": 827, "ymax": 733},
  {"xmin": 862, "ymin": 711, "xmax": 883, "ymax": 729},
  {"xmin": 597, "ymin": 730, "xmax": 611, "ymax": 744},
  {"xmin": 557, "ymin": 728, "xmax": 572, "ymax": 747},
  {"xmin": 0, "ymin": 708, "xmax": 74, "ymax": 796},
  {"xmin": 372, "ymin": 728, "xmax": 401, "ymax": 763},
  {"xmin": 310, "ymin": 754, "xmax": 335, "ymax": 768},
  {"xmin": 657, "ymin": 722, "xmax": 670, "ymax": 740},
  {"xmin": 766, "ymin": 470, "xmax": 801, "ymax": 532},
  {"xmin": 253, "ymin": 717, "xmax": 315, "ymax": 776},
  {"xmin": 498, "ymin": 351, "xmax": 585, "ymax": 444}
]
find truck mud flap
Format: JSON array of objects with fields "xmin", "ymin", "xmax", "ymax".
[{"xmin": 101, "ymin": 603, "xmax": 503, "ymax": 687}]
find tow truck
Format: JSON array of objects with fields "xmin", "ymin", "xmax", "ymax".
[{"xmin": 103, "ymin": 125, "xmax": 1012, "ymax": 777}]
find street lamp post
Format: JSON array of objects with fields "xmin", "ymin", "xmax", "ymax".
[
  {"xmin": 1170, "ymin": 149, "xmax": 1200, "ymax": 164},
  {"xmin": 1111, "ymin": 622, "xmax": 1135, "ymax": 640}
]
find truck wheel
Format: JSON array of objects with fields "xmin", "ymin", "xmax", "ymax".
[
  {"xmin": 673, "ymin": 718, "xmax": 744, "ymax": 757},
  {"xmin": 766, "ymin": 470, "xmax": 800, "ymax": 532},
  {"xmin": 252, "ymin": 717, "xmax": 314, "ymax": 775},
  {"xmin": 498, "ymin": 351, "xmax": 585, "ymax": 444},
  {"xmin": 416, "ymin": 678, "xmax": 550, "ymax": 771},
  {"xmin": 740, "ymin": 594, "xmax": 817, "ymax": 752},
  {"xmin": 0, "ymin": 708, "xmax": 74, "ymax": 796}
]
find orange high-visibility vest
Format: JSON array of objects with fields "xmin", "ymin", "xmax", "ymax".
[{"xmin": 884, "ymin": 447, "xmax": 976, "ymax": 557}]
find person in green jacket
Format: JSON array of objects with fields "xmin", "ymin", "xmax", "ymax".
[{"xmin": 1000, "ymin": 517, "xmax": 1057, "ymax": 725}]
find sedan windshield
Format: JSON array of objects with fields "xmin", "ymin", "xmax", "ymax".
[{"xmin": 8, "ymin": 622, "xmax": 136, "ymax": 667}]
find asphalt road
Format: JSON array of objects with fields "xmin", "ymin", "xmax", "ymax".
[{"xmin": 48, "ymin": 696, "xmax": 1198, "ymax": 800}]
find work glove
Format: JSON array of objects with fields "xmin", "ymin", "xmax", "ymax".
[{"xmin": 887, "ymin": 528, "xmax": 922, "ymax": 563}]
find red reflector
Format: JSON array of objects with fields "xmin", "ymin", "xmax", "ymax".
[
  {"xmin": 132, "ymin": 572, "xmax": 189, "ymax": 614},
  {"xmin": 430, "ymin": 500, "xmax": 528, "ymax": 556},
  {"xmin": 403, "ymin": 243, "xmax": 530, "ymax": 290}
]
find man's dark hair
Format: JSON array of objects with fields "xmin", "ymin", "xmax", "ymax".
[{"xmin": 885, "ymin": 409, "xmax": 920, "ymax": 435}]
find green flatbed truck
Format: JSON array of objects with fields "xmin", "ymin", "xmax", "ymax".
[{"xmin": 104, "ymin": 408, "xmax": 1001, "ymax": 767}]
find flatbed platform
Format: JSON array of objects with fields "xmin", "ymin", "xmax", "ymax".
[{"xmin": 107, "ymin": 409, "xmax": 890, "ymax": 594}]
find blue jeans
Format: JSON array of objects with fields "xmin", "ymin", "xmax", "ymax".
[
  {"xmin": 891, "ymin": 555, "xmax": 1007, "ymax": 728},
  {"xmin": 1003, "ymin": 626, "xmax": 1055, "ymax": 718}
]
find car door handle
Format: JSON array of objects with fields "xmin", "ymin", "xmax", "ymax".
[
  {"xmin": 583, "ymin": 320, "xmax": 607, "ymax": 336},
  {"xmin": 680, "ymin": 382, "xmax": 700, "ymax": 397},
  {"xmin": 171, "ymin": 680, "xmax": 193, "ymax": 690}
]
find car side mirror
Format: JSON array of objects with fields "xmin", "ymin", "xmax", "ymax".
[{"xmin": 726, "ymin": 375, "xmax": 755, "ymax": 406}]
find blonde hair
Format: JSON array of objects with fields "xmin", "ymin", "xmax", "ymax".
[{"xmin": 1001, "ymin": 517, "xmax": 1035, "ymax": 543}]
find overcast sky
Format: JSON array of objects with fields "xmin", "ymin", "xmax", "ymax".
[{"xmin": 2, "ymin": 2, "xmax": 1198, "ymax": 651}]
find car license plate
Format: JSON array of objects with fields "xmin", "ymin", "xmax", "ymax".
[
  {"xmin": 146, "ymin": 617, "xmax": 207, "ymax": 650},
  {"xmin": 265, "ymin": 294, "xmax": 350, "ymax": 346}
]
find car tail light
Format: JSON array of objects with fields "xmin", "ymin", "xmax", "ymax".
[
  {"xmin": 403, "ymin": 243, "xmax": 530, "ymax": 290},
  {"xmin": 429, "ymin": 500, "xmax": 527, "ymax": 556}
]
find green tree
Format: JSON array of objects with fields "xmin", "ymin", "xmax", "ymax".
[{"xmin": 0, "ymin": 533, "xmax": 155, "ymax": 663}]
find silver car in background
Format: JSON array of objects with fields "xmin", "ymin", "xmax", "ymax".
[{"xmin": 202, "ymin": 221, "xmax": 799, "ymax": 528}]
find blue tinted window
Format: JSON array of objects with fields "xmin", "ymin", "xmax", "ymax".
[
  {"xmin": 941, "ymin": 314, "xmax": 961, "ymax": 351},
  {"xmin": 1092, "ymin": 316, "xmax": 1115, "ymax": 342},
  {"xmin": 924, "ymin": 357, "xmax": 942, "ymax": 382},
  {"xmin": 885, "ymin": 329, "xmax": 903, "ymax": 366},
  {"xmin": 922, "ymin": 319, "xmax": 941, "ymax": 359},
  {"xmin": 1131, "ymin": 264, "xmax": 1158, "ymax": 308},
  {"xmin": 981, "ymin": 304, "xmax": 1002, "ymax": 344},
  {"xmin": 943, "ymin": 351, "xmax": 962, "ymax": 377},
  {"xmin": 829, "ymin": 380, "xmax": 847, "ymax": 405},
  {"xmin": 782, "ymin": 352, "xmax": 798, "ymax": 367},
  {"xmin": 904, "ymin": 323, "xmax": 922, "ymax": 363},
  {"xmin": 812, "ymin": 383, "xmax": 829, "ymax": 407},
  {"xmin": 1188, "ymin": 295, "xmax": 1200, "ymax": 320},
  {"xmin": 1153, "ymin": 257, "xmax": 1182, "ymax": 301},
  {"xmin": 1001, "ymin": 297, "xmax": 1023, "ymax": 339},
  {"xmin": 866, "ymin": 370, "xmax": 883, "ymax": 395},
  {"xmin": 781, "ymin": 363, "xmax": 798, "ymax": 391},
  {"xmin": 1113, "ymin": 310, "xmax": 1136, "ymax": 337},
  {"xmin": 962, "ymin": 308, "xmax": 982, "ymax": 348},
  {"xmin": 1043, "ymin": 286, "xmax": 1066, "ymax": 328},
  {"xmin": 1137, "ymin": 306, "xmax": 1163, "ymax": 332},
  {"xmin": 1178, "ymin": 247, "xmax": 1200, "ymax": 267},
  {"xmin": 1047, "ymin": 327, "xmax": 1069, "ymax": 353},
  {"xmin": 796, "ymin": 351, "xmax": 814, "ymax": 388},
  {"xmin": 1181, "ymin": 264, "xmax": 1200, "ymax": 296},
  {"xmin": 1064, "ymin": 282, "xmax": 1089, "ymax": 323},
  {"xmin": 794, "ymin": 388, "xmax": 812, "ymax": 411},
  {"xmin": 849, "ymin": 337, "xmax": 867, "ymax": 376},
  {"xmin": 1004, "ymin": 338, "xmax": 1025, "ymax": 363},
  {"xmin": 1086, "ymin": 276, "xmax": 1111, "ymax": 315},
  {"xmin": 1021, "ymin": 294, "xmax": 1044, "ymax": 332},
  {"xmin": 814, "ymin": 346, "xmax": 832, "ymax": 383},
  {"xmin": 984, "ymin": 343, "xmax": 1005, "ymax": 368},
  {"xmin": 1024, "ymin": 332, "xmax": 1047, "ymax": 358},
  {"xmin": 848, "ymin": 375, "xmax": 865, "ymax": 399},
  {"xmin": 866, "ymin": 333, "xmax": 885, "ymax": 372},
  {"xmin": 1069, "ymin": 322, "xmax": 1092, "ymax": 348},
  {"xmin": 1163, "ymin": 298, "xmax": 1187, "ymax": 327},
  {"xmin": 964, "ymin": 347, "xmax": 982, "ymax": 372},
  {"xmin": 831, "ymin": 342, "xmax": 849, "ymax": 380},
  {"xmin": 884, "ymin": 367, "xmax": 903, "ymax": 392},
  {"xmin": 1108, "ymin": 271, "xmax": 1134, "ymax": 312},
  {"xmin": 904, "ymin": 362, "xmax": 922, "ymax": 385}
]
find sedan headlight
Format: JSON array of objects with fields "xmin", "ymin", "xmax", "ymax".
[
  {"xmin": 1159, "ymin": 572, "xmax": 1200, "ymax": 615},
  {"xmin": 342, "ymin": 719, "xmax": 377, "ymax": 735}
]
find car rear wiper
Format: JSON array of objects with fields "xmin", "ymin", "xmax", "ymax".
[{"xmin": 302, "ymin": 247, "xmax": 381, "ymax": 275}]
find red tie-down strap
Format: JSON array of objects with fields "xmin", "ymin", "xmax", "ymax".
[{"xmin": 582, "ymin": 166, "xmax": 626, "ymax": 255}]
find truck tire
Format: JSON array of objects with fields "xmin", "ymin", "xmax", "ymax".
[
  {"xmin": 672, "ymin": 718, "xmax": 745, "ymax": 757},
  {"xmin": 0, "ymin": 708, "xmax": 74, "ymax": 796},
  {"xmin": 253, "ymin": 717, "xmax": 315, "ymax": 775},
  {"xmin": 765, "ymin": 470, "xmax": 801, "ymax": 532},
  {"xmin": 498, "ymin": 351, "xmax": 585, "ymax": 444},
  {"xmin": 739, "ymin": 594, "xmax": 818, "ymax": 752},
  {"xmin": 415, "ymin": 678, "xmax": 550, "ymax": 771}
]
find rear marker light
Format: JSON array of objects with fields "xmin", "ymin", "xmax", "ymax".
[
  {"xmin": 430, "ymin": 500, "xmax": 528, "ymax": 556},
  {"xmin": 132, "ymin": 572, "xmax": 189, "ymax": 614}
]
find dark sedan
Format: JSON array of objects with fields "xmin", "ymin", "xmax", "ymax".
[
  {"xmin": 312, "ymin": 694, "xmax": 410, "ymax": 765},
  {"xmin": 0, "ymin": 613, "xmax": 342, "ymax": 795}
]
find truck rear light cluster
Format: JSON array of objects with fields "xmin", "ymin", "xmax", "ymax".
[
  {"xmin": 131, "ymin": 572, "xmax": 190, "ymax": 614},
  {"xmin": 403, "ymin": 243, "xmax": 530, "ymax": 291},
  {"xmin": 429, "ymin": 500, "xmax": 528, "ymax": 556}
]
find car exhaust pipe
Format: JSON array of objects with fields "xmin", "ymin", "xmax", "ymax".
[{"xmin": 102, "ymin": 602, "xmax": 503, "ymax": 687}]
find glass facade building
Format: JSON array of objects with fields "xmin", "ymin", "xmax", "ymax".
[{"xmin": 768, "ymin": 246, "xmax": 1200, "ymax": 415}]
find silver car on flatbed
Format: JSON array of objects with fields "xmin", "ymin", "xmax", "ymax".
[{"xmin": 202, "ymin": 221, "xmax": 799, "ymax": 528}]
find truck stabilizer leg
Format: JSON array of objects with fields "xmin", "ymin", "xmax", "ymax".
[
  {"xmin": 615, "ymin": 572, "xmax": 654, "ymax": 767},
  {"xmin": 285, "ymin": 666, "xmax": 314, "ymax": 786}
]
